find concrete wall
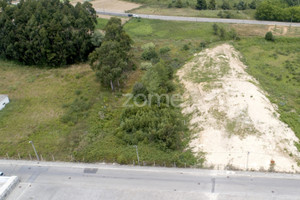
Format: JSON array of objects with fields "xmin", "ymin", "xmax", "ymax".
[
  {"xmin": 0, "ymin": 176, "xmax": 18, "ymax": 200},
  {"xmin": 0, "ymin": 96, "xmax": 9, "ymax": 111}
]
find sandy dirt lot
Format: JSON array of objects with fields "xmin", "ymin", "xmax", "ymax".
[
  {"xmin": 72, "ymin": 0, "xmax": 140, "ymax": 12},
  {"xmin": 177, "ymin": 44, "xmax": 300, "ymax": 172}
]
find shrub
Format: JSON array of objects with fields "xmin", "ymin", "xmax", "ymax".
[
  {"xmin": 141, "ymin": 43, "xmax": 158, "ymax": 61},
  {"xmin": 119, "ymin": 105, "xmax": 185, "ymax": 150},
  {"xmin": 221, "ymin": 1, "xmax": 231, "ymax": 10},
  {"xmin": 142, "ymin": 49, "xmax": 158, "ymax": 61},
  {"xmin": 175, "ymin": 0, "xmax": 183, "ymax": 8},
  {"xmin": 140, "ymin": 62, "xmax": 152, "ymax": 70},
  {"xmin": 182, "ymin": 44, "xmax": 190, "ymax": 51},
  {"xmin": 249, "ymin": 0, "xmax": 256, "ymax": 9},
  {"xmin": 159, "ymin": 46, "xmax": 171, "ymax": 55},
  {"xmin": 212, "ymin": 24, "xmax": 219, "ymax": 35},
  {"xmin": 132, "ymin": 82, "xmax": 148, "ymax": 98},
  {"xmin": 235, "ymin": 0, "xmax": 248, "ymax": 10},
  {"xmin": 142, "ymin": 42, "xmax": 155, "ymax": 51},
  {"xmin": 265, "ymin": 31, "xmax": 274, "ymax": 41},
  {"xmin": 218, "ymin": 11, "xmax": 232, "ymax": 18}
]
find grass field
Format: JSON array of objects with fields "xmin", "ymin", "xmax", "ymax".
[{"xmin": 234, "ymin": 37, "xmax": 300, "ymax": 146}]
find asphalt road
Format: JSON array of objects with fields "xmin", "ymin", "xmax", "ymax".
[
  {"xmin": 96, "ymin": 10, "xmax": 300, "ymax": 27},
  {"xmin": 1, "ymin": 160, "xmax": 300, "ymax": 200}
]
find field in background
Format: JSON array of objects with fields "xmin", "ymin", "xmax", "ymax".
[
  {"xmin": 130, "ymin": 6, "xmax": 256, "ymax": 19},
  {"xmin": 126, "ymin": 0, "xmax": 256, "ymax": 19}
]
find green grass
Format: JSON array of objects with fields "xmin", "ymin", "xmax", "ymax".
[
  {"xmin": 234, "ymin": 37, "xmax": 300, "ymax": 145},
  {"xmin": 95, "ymin": 18, "xmax": 109, "ymax": 29},
  {"xmin": 0, "ymin": 60, "xmax": 198, "ymax": 166},
  {"xmin": 124, "ymin": 18, "xmax": 223, "ymax": 39},
  {"xmin": 0, "ymin": 61, "xmax": 121, "ymax": 160}
]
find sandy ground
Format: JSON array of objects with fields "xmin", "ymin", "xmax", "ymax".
[
  {"xmin": 72, "ymin": 0, "xmax": 140, "ymax": 12},
  {"xmin": 268, "ymin": 25, "xmax": 288, "ymax": 35},
  {"xmin": 177, "ymin": 44, "xmax": 300, "ymax": 172}
]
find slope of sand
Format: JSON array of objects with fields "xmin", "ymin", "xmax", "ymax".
[{"xmin": 177, "ymin": 44, "xmax": 300, "ymax": 172}]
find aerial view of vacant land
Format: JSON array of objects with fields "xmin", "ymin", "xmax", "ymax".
[{"xmin": 1, "ymin": 0, "xmax": 300, "ymax": 199}]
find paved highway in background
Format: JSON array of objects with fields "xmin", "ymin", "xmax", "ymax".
[
  {"xmin": 1, "ymin": 160, "xmax": 300, "ymax": 200},
  {"xmin": 96, "ymin": 10, "xmax": 300, "ymax": 27}
]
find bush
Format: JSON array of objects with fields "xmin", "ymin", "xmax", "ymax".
[
  {"xmin": 140, "ymin": 62, "xmax": 152, "ymax": 70},
  {"xmin": 218, "ymin": 11, "xmax": 232, "ymax": 18},
  {"xmin": 212, "ymin": 23, "xmax": 219, "ymax": 35},
  {"xmin": 142, "ymin": 62, "xmax": 174, "ymax": 94},
  {"xmin": 142, "ymin": 42, "xmax": 155, "ymax": 50},
  {"xmin": 141, "ymin": 43, "xmax": 158, "ymax": 61},
  {"xmin": 221, "ymin": 1, "xmax": 231, "ymax": 10},
  {"xmin": 175, "ymin": 0, "xmax": 183, "ymax": 8},
  {"xmin": 132, "ymin": 82, "xmax": 148, "ymax": 98},
  {"xmin": 249, "ymin": 0, "xmax": 256, "ymax": 9},
  {"xmin": 159, "ymin": 46, "xmax": 171, "ymax": 55},
  {"xmin": 265, "ymin": 31, "xmax": 274, "ymax": 41},
  {"xmin": 142, "ymin": 49, "xmax": 159, "ymax": 61},
  {"xmin": 196, "ymin": 0, "xmax": 207, "ymax": 10},
  {"xmin": 234, "ymin": 0, "xmax": 248, "ymax": 10},
  {"xmin": 182, "ymin": 44, "xmax": 190, "ymax": 51},
  {"xmin": 119, "ymin": 105, "xmax": 185, "ymax": 150}
]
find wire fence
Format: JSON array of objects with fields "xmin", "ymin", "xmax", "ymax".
[{"xmin": 2, "ymin": 150, "xmax": 298, "ymax": 172}]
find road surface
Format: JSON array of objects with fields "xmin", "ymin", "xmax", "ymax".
[
  {"xmin": 1, "ymin": 160, "xmax": 300, "ymax": 200},
  {"xmin": 96, "ymin": 10, "xmax": 300, "ymax": 27}
]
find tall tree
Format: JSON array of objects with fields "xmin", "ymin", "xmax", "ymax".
[
  {"xmin": 196, "ymin": 0, "xmax": 207, "ymax": 10},
  {"xmin": 89, "ymin": 17, "xmax": 134, "ymax": 90}
]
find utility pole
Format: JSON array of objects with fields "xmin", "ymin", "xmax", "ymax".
[
  {"xmin": 29, "ymin": 141, "xmax": 40, "ymax": 161},
  {"xmin": 134, "ymin": 145, "xmax": 140, "ymax": 165}
]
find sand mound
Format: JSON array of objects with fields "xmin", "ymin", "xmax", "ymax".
[{"xmin": 177, "ymin": 44, "xmax": 300, "ymax": 172}]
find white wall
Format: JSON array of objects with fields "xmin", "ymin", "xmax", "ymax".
[{"xmin": 0, "ymin": 96, "xmax": 9, "ymax": 110}]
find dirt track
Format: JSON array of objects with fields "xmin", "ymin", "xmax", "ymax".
[{"xmin": 177, "ymin": 44, "xmax": 300, "ymax": 172}]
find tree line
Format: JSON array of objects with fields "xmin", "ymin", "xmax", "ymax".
[
  {"xmin": 256, "ymin": 0, "xmax": 300, "ymax": 22},
  {"xmin": 0, "ymin": 0, "xmax": 98, "ymax": 66}
]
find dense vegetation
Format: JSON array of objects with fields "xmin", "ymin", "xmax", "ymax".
[
  {"xmin": 0, "ymin": 0, "xmax": 97, "ymax": 66},
  {"xmin": 256, "ymin": 0, "xmax": 300, "ymax": 22}
]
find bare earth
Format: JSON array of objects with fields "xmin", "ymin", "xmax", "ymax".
[
  {"xmin": 177, "ymin": 44, "xmax": 300, "ymax": 173},
  {"xmin": 72, "ymin": 0, "xmax": 140, "ymax": 12}
]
